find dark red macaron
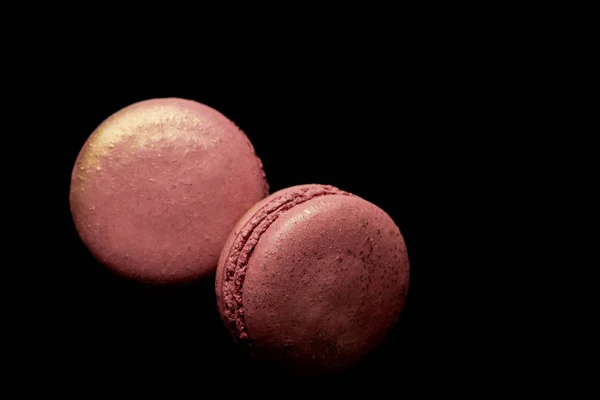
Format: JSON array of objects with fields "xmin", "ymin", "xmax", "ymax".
[
  {"xmin": 216, "ymin": 184, "xmax": 409, "ymax": 373},
  {"xmin": 70, "ymin": 98, "xmax": 268, "ymax": 284}
]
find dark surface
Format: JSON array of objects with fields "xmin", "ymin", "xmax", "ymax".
[
  {"xmin": 6, "ymin": 10, "xmax": 539, "ymax": 393},
  {"xmin": 42, "ymin": 66, "xmax": 462, "ymax": 393}
]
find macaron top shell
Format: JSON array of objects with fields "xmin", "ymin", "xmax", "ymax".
[
  {"xmin": 70, "ymin": 98, "xmax": 268, "ymax": 283},
  {"xmin": 216, "ymin": 184, "xmax": 409, "ymax": 372},
  {"xmin": 216, "ymin": 184, "xmax": 348, "ymax": 342}
]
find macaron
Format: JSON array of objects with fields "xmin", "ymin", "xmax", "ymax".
[
  {"xmin": 215, "ymin": 184, "xmax": 409, "ymax": 373},
  {"xmin": 70, "ymin": 98, "xmax": 269, "ymax": 284}
]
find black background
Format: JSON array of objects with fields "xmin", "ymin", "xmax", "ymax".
[
  {"xmin": 9, "ymin": 9, "xmax": 544, "ymax": 394},
  {"xmin": 39, "ymin": 51, "xmax": 470, "ymax": 394}
]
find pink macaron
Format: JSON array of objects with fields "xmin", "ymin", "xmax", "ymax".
[
  {"xmin": 216, "ymin": 184, "xmax": 409, "ymax": 373},
  {"xmin": 70, "ymin": 98, "xmax": 268, "ymax": 284}
]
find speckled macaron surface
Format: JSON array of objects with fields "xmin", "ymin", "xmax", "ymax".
[
  {"xmin": 70, "ymin": 98, "xmax": 268, "ymax": 283},
  {"xmin": 216, "ymin": 184, "xmax": 409, "ymax": 373}
]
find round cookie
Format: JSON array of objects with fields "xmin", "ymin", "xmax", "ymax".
[
  {"xmin": 216, "ymin": 184, "xmax": 409, "ymax": 373},
  {"xmin": 70, "ymin": 98, "xmax": 268, "ymax": 284}
]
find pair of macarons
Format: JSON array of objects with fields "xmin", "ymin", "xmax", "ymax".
[{"xmin": 70, "ymin": 98, "xmax": 409, "ymax": 373}]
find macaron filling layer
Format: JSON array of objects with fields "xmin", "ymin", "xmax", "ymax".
[{"xmin": 221, "ymin": 185, "xmax": 351, "ymax": 347}]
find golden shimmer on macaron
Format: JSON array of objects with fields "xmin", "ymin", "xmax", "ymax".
[
  {"xmin": 72, "ymin": 101, "xmax": 223, "ymax": 177},
  {"xmin": 70, "ymin": 98, "xmax": 268, "ymax": 284}
]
